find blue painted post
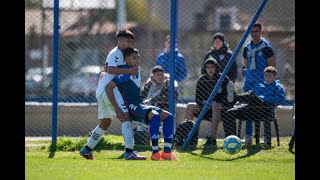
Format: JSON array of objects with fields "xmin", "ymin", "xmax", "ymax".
[
  {"xmin": 169, "ymin": 0, "xmax": 178, "ymax": 116},
  {"xmin": 51, "ymin": 0, "xmax": 60, "ymax": 143}
]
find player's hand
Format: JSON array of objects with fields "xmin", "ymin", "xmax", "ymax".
[
  {"xmin": 129, "ymin": 66, "xmax": 139, "ymax": 76},
  {"xmin": 115, "ymin": 107, "xmax": 125, "ymax": 121}
]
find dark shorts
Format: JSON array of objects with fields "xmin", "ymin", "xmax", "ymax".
[{"xmin": 128, "ymin": 103, "xmax": 163, "ymax": 125}]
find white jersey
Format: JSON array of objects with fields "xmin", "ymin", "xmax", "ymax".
[{"xmin": 96, "ymin": 46, "xmax": 125, "ymax": 96}]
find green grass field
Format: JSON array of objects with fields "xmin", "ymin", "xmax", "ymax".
[{"xmin": 25, "ymin": 135, "xmax": 295, "ymax": 180}]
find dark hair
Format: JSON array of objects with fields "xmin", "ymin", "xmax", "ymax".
[
  {"xmin": 152, "ymin": 65, "xmax": 164, "ymax": 74},
  {"xmin": 253, "ymin": 23, "xmax": 262, "ymax": 31},
  {"xmin": 116, "ymin": 29, "xmax": 135, "ymax": 39},
  {"xmin": 264, "ymin": 66, "xmax": 277, "ymax": 76},
  {"xmin": 123, "ymin": 47, "xmax": 139, "ymax": 59}
]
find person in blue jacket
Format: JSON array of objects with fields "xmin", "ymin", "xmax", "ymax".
[
  {"xmin": 228, "ymin": 66, "xmax": 285, "ymax": 148},
  {"xmin": 156, "ymin": 35, "xmax": 187, "ymax": 83}
]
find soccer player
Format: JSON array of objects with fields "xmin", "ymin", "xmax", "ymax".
[
  {"xmin": 105, "ymin": 47, "xmax": 179, "ymax": 161},
  {"xmin": 79, "ymin": 29, "xmax": 146, "ymax": 160}
]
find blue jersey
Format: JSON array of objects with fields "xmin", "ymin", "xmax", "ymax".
[
  {"xmin": 243, "ymin": 39, "xmax": 275, "ymax": 92},
  {"xmin": 253, "ymin": 80, "xmax": 285, "ymax": 106},
  {"xmin": 156, "ymin": 49, "xmax": 187, "ymax": 82},
  {"xmin": 111, "ymin": 65, "xmax": 142, "ymax": 105},
  {"xmin": 111, "ymin": 65, "xmax": 163, "ymax": 124}
]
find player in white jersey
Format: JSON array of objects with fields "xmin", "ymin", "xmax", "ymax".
[{"xmin": 80, "ymin": 29, "xmax": 146, "ymax": 160}]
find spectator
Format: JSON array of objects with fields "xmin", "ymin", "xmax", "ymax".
[
  {"xmin": 228, "ymin": 66, "xmax": 285, "ymax": 148},
  {"xmin": 141, "ymin": 65, "xmax": 178, "ymax": 111},
  {"xmin": 204, "ymin": 32, "xmax": 238, "ymax": 82},
  {"xmin": 184, "ymin": 57, "xmax": 236, "ymax": 147},
  {"xmin": 242, "ymin": 23, "xmax": 277, "ymax": 145},
  {"xmin": 156, "ymin": 35, "xmax": 187, "ymax": 83}
]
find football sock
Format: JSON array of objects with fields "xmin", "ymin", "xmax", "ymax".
[
  {"xmin": 86, "ymin": 125, "xmax": 105, "ymax": 150},
  {"xmin": 85, "ymin": 145, "xmax": 92, "ymax": 151},
  {"xmin": 163, "ymin": 115, "xmax": 174, "ymax": 152},
  {"xmin": 125, "ymin": 148, "xmax": 133, "ymax": 153},
  {"xmin": 122, "ymin": 121, "xmax": 134, "ymax": 150},
  {"xmin": 149, "ymin": 114, "xmax": 160, "ymax": 154}
]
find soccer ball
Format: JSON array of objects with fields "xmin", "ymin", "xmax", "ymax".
[{"xmin": 223, "ymin": 135, "xmax": 242, "ymax": 154}]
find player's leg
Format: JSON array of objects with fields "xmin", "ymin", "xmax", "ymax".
[
  {"xmin": 80, "ymin": 92, "xmax": 113, "ymax": 160},
  {"xmin": 205, "ymin": 102, "xmax": 222, "ymax": 147},
  {"xmin": 160, "ymin": 109, "xmax": 179, "ymax": 161},
  {"xmin": 129, "ymin": 104, "xmax": 163, "ymax": 160},
  {"xmin": 113, "ymin": 87, "xmax": 146, "ymax": 160}
]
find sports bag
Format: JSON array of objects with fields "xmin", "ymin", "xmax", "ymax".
[{"xmin": 174, "ymin": 120, "xmax": 199, "ymax": 147}]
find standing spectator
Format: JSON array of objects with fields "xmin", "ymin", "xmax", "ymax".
[
  {"xmin": 141, "ymin": 65, "xmax": 178, "ymax": 111},
  {"xmin": 242, "ymin": 23, "xmax": 277, "ymax": 145},
  {"xmin": 204, "ymin": 32, "xmax": 238, "ymax": 82},
  {"xmin": 184, "ymin": 57, "xmax": 236, "ymax": 147},
  {"xmin": 156, "ymin": 35, "xmax": 188, "ymax": 83}
]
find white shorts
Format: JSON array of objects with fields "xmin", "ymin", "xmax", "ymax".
[{"xmin": 96, "ymin": 87, "xmax": 128, "ymax": 120}]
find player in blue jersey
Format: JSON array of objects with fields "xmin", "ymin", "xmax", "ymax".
[{"xmin": 105, "ymin": 47, "xmax": 179, "ymax": 161}]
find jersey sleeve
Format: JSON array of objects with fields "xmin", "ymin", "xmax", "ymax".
[
  {"xmin": 263, "ymin": 46, "xmax": 276, "ymax": 59},
  {"xmin": 107, "ymin": 50, "xmax": 123, "ymax": 67}
]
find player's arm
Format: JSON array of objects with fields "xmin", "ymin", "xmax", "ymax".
[
  {"xmin": 108, "ymin": 66, "xmax": 139, "ymax": 76},
  {"xmin": 105, "ymin": 81, "xmax": 125, "ymax": 121}
]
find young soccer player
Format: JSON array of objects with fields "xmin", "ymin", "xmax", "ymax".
[
  {"xmin": 79, "ymin": 29, "xmax": 146, "ymax": 160},
  {"xmin": 105, "ymin": 47, "xmax": 179, "ymax": 161}
]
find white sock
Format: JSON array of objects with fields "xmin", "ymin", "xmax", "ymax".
[
  {"xmin": 86, "ymin": 125, "xmax": 106, "ymax": 149},
  {"xmin": 122, "ymin": 121, "xmax": 134, "ymax": 149}
]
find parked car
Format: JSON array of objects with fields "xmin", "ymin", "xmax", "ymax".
[
  {"xmin": 61, "ymin": 65, "xmax": 101, "ymax": 97},
  {"xmin": 25, "ymin": 67, "xmax": 53, "ymax": 97}
]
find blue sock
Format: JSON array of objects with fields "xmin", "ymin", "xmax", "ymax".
[
  {"xmin": 163, "ymin": 114, "xmax": 174, "ymax": 152},
  {"xmin": 245, "ymin": 119, "xmax": 253, "ymax": 136},
  {"xmin": 149, "ymin": 114, "xmax": 160, "ymax": 154}
]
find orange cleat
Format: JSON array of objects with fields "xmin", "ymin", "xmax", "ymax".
[
  {"xmin": 150, "ymin": 152, "xmax": 163, "ymax": 161},
  {"xmin": 161, "ymin": 151, "xmax": 180, "ymax": 161}
]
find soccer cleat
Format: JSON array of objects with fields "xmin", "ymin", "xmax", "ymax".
[
  {"xmin": 79, "ymin": 147, "xmax": 94, "ymax": 160},
  {"xmin": 124, "ymin": 151, "xmax": 147, "ymax": 160},
  {"xmin": 161, "ymin": 151, "xmax": 180, "ymax": 161},
  {"xmin": 227, "ymin": 81, "xmax": 235, "ymax": 103},
  {"xmin": 150, "ymin": 152, "xmax": 163, "ymax": 161}
]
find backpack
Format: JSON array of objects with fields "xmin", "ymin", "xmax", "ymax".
[{"xmin": 174, "ymin": 120, "xmax": 199, "ymax": 147}]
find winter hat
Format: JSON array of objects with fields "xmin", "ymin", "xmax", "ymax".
[{"xmin": 213, "ymin": 32, "xmax": 225, "ymax": 42}]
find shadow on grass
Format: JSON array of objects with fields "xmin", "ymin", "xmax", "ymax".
[
  {"xmin": 175, "ymin": 143, "xmax": 267, "ymax": 161},
  {"xmin": 48, "ymin": 141, "xmax": 57, "ymax": 158}
]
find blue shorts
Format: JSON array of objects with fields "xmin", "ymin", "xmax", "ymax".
[{"xmin": 128, "ymin": 103, "xmax": 163, "ymax": 125}]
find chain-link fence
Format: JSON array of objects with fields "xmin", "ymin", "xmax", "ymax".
[{"xmin": 25, "ymin": 0, "xmax": 295, "ymax": 148}]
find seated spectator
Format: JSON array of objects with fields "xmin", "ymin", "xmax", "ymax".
[
  {"xmin": 228, "ymin": 66, "xmax": 285, "ymax": 148},
  {"xmin": 141, "ymin": 65, "xmax": 178, "ymax": 111},
  {"xmin": 184, "ymin": 57, "xmax": 236, "ymax": 147}
]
